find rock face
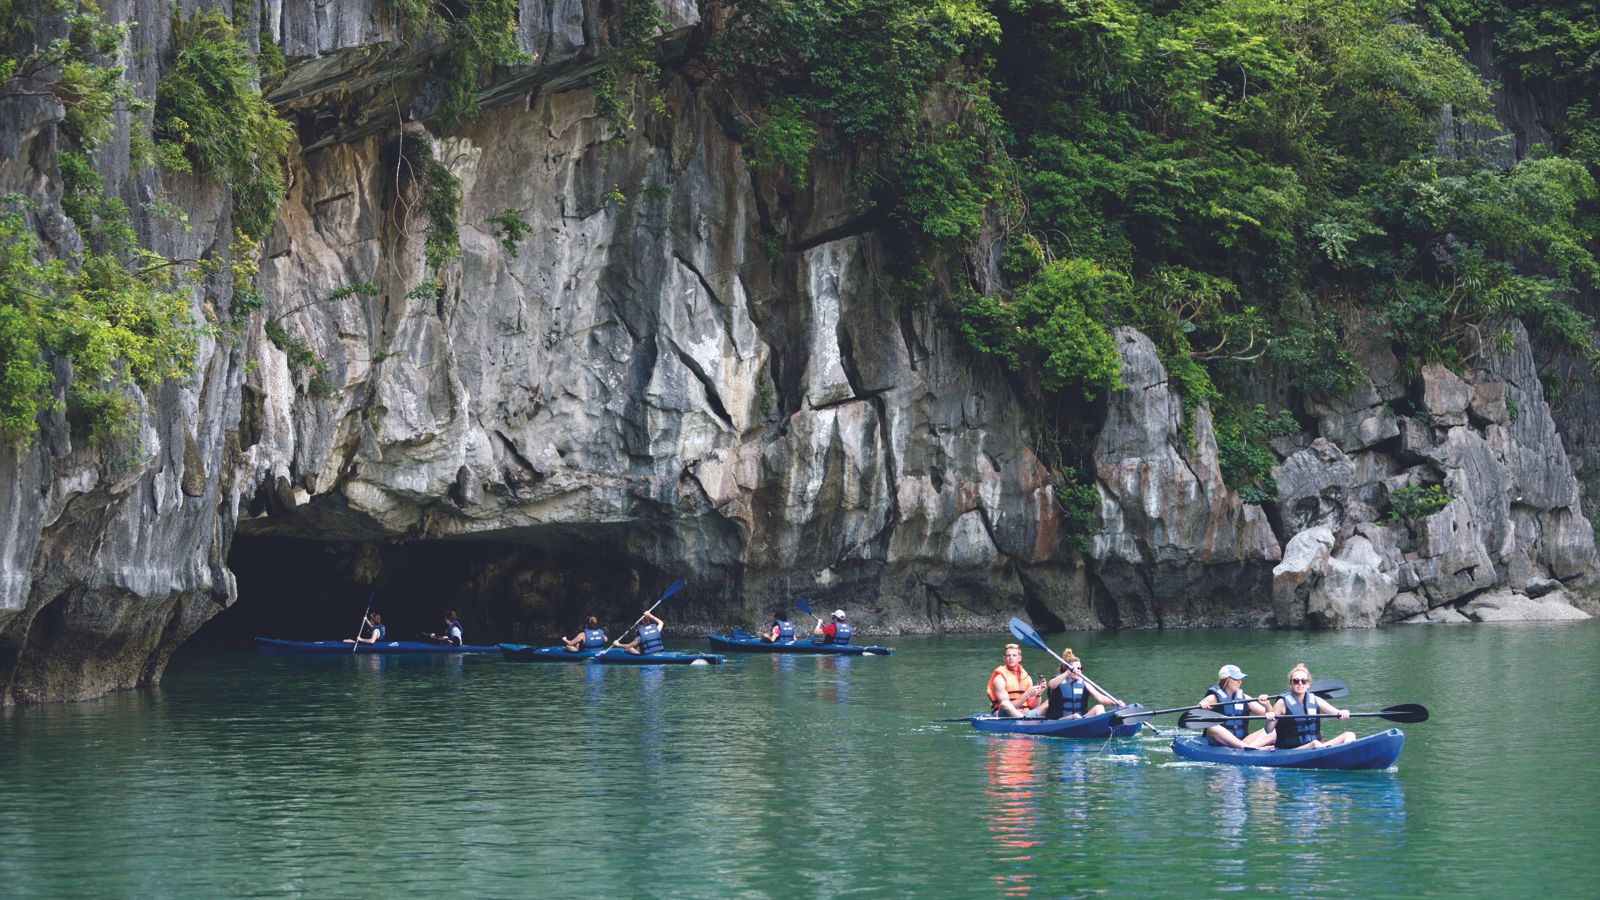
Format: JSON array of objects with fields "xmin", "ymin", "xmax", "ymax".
[{"xmin": 1, "ymin": 2, "xmax": 1597, "ymax": 702}]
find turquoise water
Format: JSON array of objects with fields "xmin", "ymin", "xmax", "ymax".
[{"xmin": 2, "ymin": 622, "xmax": 1596, "ymax": 896}]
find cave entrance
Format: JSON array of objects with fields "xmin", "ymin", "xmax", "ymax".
[{"xmin": 190, "ymin": 531, "xmax": 671, "ymax": 648}]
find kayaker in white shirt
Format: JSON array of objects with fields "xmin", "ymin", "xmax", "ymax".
[{"xmin": 1195, "ymin": 664, "xmax": 1276, "ymax": 748}]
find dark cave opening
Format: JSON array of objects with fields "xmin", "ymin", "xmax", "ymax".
[{"xmin": 188, "ymin": 531, "xmax": 680, "ymax": 650}]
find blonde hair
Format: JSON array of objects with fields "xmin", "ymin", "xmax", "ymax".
[
  {"xmin": 1003, "ymin": 643, "xmax": 1021, "ymax": 652},
  {"xmin": 1059, "ymin": 648, "xmax": 1081, "ymax": 673},
  {"xmin": 1289, "ymin": 663, "xmax": 1311, "ymax": 683}
]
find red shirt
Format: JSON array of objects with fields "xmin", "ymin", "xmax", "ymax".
[{"xmin": 821, "ymin": 622, "xmax": 837, "ymax": 639}]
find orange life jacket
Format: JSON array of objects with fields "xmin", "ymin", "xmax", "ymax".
[{"xmin": 987, "ymin": 664, "xmax": 1035, "ymax": 711}]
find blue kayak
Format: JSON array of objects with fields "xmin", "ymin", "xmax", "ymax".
[
  {"xmin": 707, "ymin": 630, "xmax": 893, "ymax": 655},
  {"xmin": 255, "ymin": 637, "xmax": 500, "ymax": 654},
  {"xmin": 1171, "ymin": 728, "xmax": 1405, "ymax": 770},
  {"xmin": 969, "ymin": 706, "xmax": 1144, "ymax": 739},
  {"xmin": 498, "ymin": 643, "xmax": 724, "ymax": 665}
]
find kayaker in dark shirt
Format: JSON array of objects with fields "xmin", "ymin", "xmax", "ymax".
[
  {"xmin": 1269, "ymin": 663, "xmax": 1355, "ymax": 750},
  {"xmin": 343, "ymin": 613, "xmax": 385, "ymax": 645},
  {"xmin": 424, "ymin": 610, "xmax": 464, "ymax": 646},
  {"xmin": 619, "ymin": 610, "xmax": 666, "ymax": 655},
  {"xmin": 763, "ymin": 611, "xmax": 796, "ymax": 643},
  {"xmin": 1032, "ymin": 649, "xmax": 1118, "ymax": 719},
  {"xmin": 1195, "ymin": 664, "xmax": 1276, "ymax": 748},
  {"xmin": 562, "ymin": 616, "xmax": 609, "ymax": 652}
]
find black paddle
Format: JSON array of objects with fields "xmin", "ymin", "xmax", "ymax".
[
  {"xmin": 588, "ymin": 580, "xmax": 683, "ymax": 662},
  {"xmin": 1178, "ymin": 703, "xmax": 1430, "ymax": 729},
  {"xmin": 1006, "ymin": 617, "xmax": 1156, "ymax": 735},
  {"xmin": 1109, "ymin": 678, "xmax": 1350, "ymax": 727}
]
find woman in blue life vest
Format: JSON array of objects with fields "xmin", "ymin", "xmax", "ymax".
[
  {"xmin": 343, "ymin": 612, "xmax": 385, "ymax": 645},
  {"xmin": 764, "ymin": 611, "xmax": 796, "ymax": 643},
  {"xmin": 1031, "ymin": 649, "xmax": 1119, "ymax": 719},
  {"xmin": 620, "ymin": 610, "xmax": 666, "ymax": 655},
  {"xmin": 1268, "ymin": 663, "xmax": 1356, "ymax": 749},
  {"xmin": 562, "ymin": 616, "xmax": 609, "ymax": 652},
  {"xmin": 812, "ymin": 609, "xmax": 853, "ymax": 644},
  {"xmin": 425, "ymin": 610, "xmax": 464, "ymax": 646},
  {"xmin": 1194, "ymin": 664, "xmax": 1276, "ymax": 748}
]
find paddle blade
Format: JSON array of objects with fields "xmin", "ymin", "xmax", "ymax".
[
  {"xmin": 1110, "ymin": 704, "xmax": 1153, "ymax": 727},
  {"xmin": 1378, "ymin": 703, "xmax": 1429, "ymax": 723},
  {"xmin": 1179, "ymin": 709, "xmax": 1225, "ymax": 729},
  {"xmin": 1310, "ymin": 678, "xmax": 1349, "ymax": 700},
  {"xmin": 1006, "ymin": 617, "xmax": 1051, "ymax": 654},
  {"xmin": 795, "ymin": 597, "xmax": 813, "ymax": 617},
  {"xmin": 659, "ymin": 579, "xmax": 684, "ymax": 602}
]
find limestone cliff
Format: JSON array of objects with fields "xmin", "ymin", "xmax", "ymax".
[{"xmin": 0, "ymin": 1, "xmax": 1593, "ymax": 703}]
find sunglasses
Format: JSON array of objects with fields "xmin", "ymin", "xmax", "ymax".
[{"xmin": 1290, "ymin": 677, "xmax": 1310, "ymax": 684}]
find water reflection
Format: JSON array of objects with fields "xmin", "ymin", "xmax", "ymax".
[
  {"xmin": 984, "ymin": 738, "xmax": 1046, "ymax": 895},
  {"xmin": 814, "ymin": 656, "xmax": 853, "ymax": 703}
]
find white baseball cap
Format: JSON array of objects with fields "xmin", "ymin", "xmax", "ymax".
[
  {"xmin": 831, "ymin": 609, "xmax": 846, "ymax": 619},
  {"xmin": 1217, "ymin": 664, "xmax": 1248, "ymax": 681}
]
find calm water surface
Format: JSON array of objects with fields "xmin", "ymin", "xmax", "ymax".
[{"xmin": 2, "ymin": 622, "xmax": 1596, "ymax": 897}]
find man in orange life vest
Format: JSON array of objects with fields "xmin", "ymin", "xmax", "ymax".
[{"xmin": 987, "ymin": 643, "xmax": 1045, "ymax": 717}]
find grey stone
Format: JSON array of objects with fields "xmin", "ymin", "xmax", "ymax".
[{"xmin": 1462, "ymin": 588, "xmax": 1591, "ymax": 622}]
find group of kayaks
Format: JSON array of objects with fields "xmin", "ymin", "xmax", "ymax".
[
  {"xmin": 252, "ymin": 626, "xmax": 891, "ymax": 667},
  {"xmin": 256, "ymin": 613, "xmax": 1414, "ymax": 772}
]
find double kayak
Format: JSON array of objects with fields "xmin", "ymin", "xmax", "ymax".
[
  {"xmin": 968, "ymin": 706, "xmax": 1145, "ymax": 739},
  {"xmin": 1171, "ymin": 728, "xmax": 1405, "ymax": 770},
  {"xmin": 255, "ymin": 637, "xmax": 501, "ymax": 654},
  {"xmin": 498, "ymin": 643, "xmax": 724, "ymax": 665},
  {"xmin": 706, "ymin": 630, "xmax": 893, "ymax": 655}
]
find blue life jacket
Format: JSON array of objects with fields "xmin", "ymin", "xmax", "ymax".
[
  {"xmin": 445, "ymin": 619, "xmax": 463, "ymax": 646},
  {"xmin": 635, "ymin": 622, "xmax": 665, "ymax": 654},
  {"xmin": 365, "ymin": 623, "xmax": 386, "ymax": 641},
  {"xmin": 828, "ymin": 622, "xmax": 853, "ymax": 645},
  {"xmin": 1049, "ymin": 677, "xmax": 1088, "ymax": 719},
  {"xmin": 1277, "ymin": 692, "xmax": 1322, "ymax": 748},
  {"xmin": 1206, "ymin": 685, "xmax": 1251, "ymax": 742},
  {"xmin": 773, "ymin": 619, "xmax": 795, "ymax": 640},
  {"xmin": 582, "ymin": 627, "xmax": 607, "ymax": 649}
]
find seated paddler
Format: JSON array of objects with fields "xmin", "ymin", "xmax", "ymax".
[
  {"xmin": 343, "ymin": 612, "xmax": 385, "ymax": 645},
  {"xmin": 1268, "ymin": 663, "xmax": 1356, "ymax": 750},
  {"xmin": 425, "ymin": 610, "xmax": 464, "ymax": 646},
  {"xmin": 562, "ymin": 616, "xmax": 608, "ymax": 652},
  {"xmin": 1032, "ymin": 649, "xmax": 1117, "ymax": 719},
  {"xmin": 1196, "ymin": 664, "xmax": 1276, "ymax": 749},
  {"xmin": 619, "ymin": 610, "xmax": 666, "ymax": 656},
  {"xmin": 987, "ymin": 643, "xmax": 1045, "ymax": 717},
  {"xmin": 763, "ymin": 611, "xmax": 796, "ymax": 643},
  {"xmin": 813, "ymin": 609, "xmax": 853, "ymax": 645}
]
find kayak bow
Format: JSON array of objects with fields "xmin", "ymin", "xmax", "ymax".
[{"xmin": 706, "ymin": 631, "xmax": 893, "ymax": 656}]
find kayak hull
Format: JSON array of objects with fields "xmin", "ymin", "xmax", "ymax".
[
  {"xmin": 498, "ymin": 643, "xmax": 724, "ymax": 665},
  {"xmin": 706, "ymin": 632, "xmax": 893, "ymax": 656},
  {"xmin": 968, "ymin": 707, "xmax": 1144, "ymax": 739},
  {"xmin": 254, "ymin": 637, "xmax": 500, "ymax": 654},
  {"xmin": 1170, "ymin": 728, "xmax": 1405, "ymax": 770}
]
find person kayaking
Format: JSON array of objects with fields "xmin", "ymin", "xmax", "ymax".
[
  {"xmin": 618, "ymin": 610, "xmax": 666, "ymax": 656},
  {"xmin": 1268, "ymin": 663, "xmax": 1356, "ymax": 750},
  {"xmin": 813, "ymin": 609, "xmax": 853, "ymax": 645},
  {"xmin": 424, "ymin": 610, "xmax": 464, "ymax": 646},
  {"xmin": 1033, "ymin": 649, "xmax": 1118, "ymax": 720},
  {"xmin": 1195, "ymin": 664, "xmax": 1276, "ymax": 749},
  {"xmin": 987, "ymin": 643, "xmax": 1045, "ymax": 717},
  {"xmin": 763, "ymin": 611, "xmax": 796, "ymax": 643},
  {"xmin": 343, "ymin": 612, "xmax": 385, "ymax": 645},
  {"xmin": 562, "ymin": 616, "xmax": 609, "ymax": 652}
]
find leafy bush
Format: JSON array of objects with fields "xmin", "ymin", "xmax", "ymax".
[
  {"xmin": 388, "ymin": 0, "xmax": 530, "ymax": 133},
  {"xmin": 1386, "ymin": 483, "xmax": 1454, "ymax": 523},
  {"xmin": 153, "ymin": 10, "xmax": 294, "ymax": 240},
  {"xmin": 397, "ymin": 137, "xmax": 462, "ymax": 272}
]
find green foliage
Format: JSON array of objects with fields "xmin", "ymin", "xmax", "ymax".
[
  {"xmin": 891, "ymin": 125, "xmax": 1000, "ymax": 247},
  {"xmin": 388, "ymin": 0, "xmax": 530, "ymax": 133},
  {"xmin": 955, "ymin": 259, "xmax": 1123, "ymax": 402},
  {"xmin": 746, "ymin": 98, "xmax": 817, "ymax": 186},
  {"xmin": 487, "ymin": 209, "xmax": 533, "ymax": 257},
  {"xmin": 1053, "ymin": 466, "xmax": 1101, "ymax": 553},
  {"xmin": 1214, "ymin": 404, "xmax": 1298, "ymax": 504},
  {"xmin": 590, "ymin": 0, "xmax": 662, "ymax": 135},
  {"xmin": 1385, "ymin": 483, "xmax": 1455, "ymax": 523},
  {"xmin": 398, "ymin": 138, "xmax": 462, "ymax": 271},
  {"xmin": 0, "ymin": 203, "xmax": 196, "ymax": 445},
  {"xmin": 154, "ymin": 10, "xmax": 294, "ymax": 240}
]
